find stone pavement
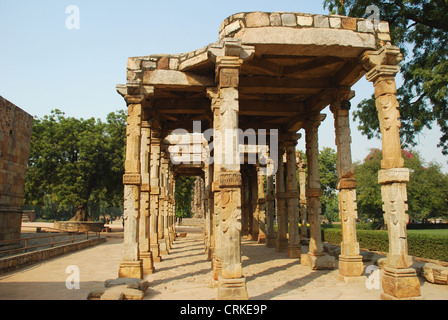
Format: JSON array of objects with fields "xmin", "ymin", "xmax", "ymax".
[{"xmin": 0, "ymin": 225, "xmax": 447, "ymax": 300}]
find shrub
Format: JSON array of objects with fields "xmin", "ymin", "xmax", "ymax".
[{"xmin": 322, "ymin": 229, "xmax": 448, "ymax": 262}]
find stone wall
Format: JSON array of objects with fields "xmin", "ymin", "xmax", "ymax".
[{"xmin": 0, "ymin": 97, "xmax": 33, "ymax": 246}]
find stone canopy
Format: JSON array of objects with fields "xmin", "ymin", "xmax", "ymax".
[{"xmin": 117, "ymin": 11, "xmax": 391, "ymax": 134}]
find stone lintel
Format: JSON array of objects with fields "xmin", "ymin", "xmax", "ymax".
[{"xmin": 378, "ymin": 168, "xmax": 410, "ymax": 184}]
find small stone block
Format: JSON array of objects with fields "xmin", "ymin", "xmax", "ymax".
[
  {"xmin": 314, "ymin": 15, "xmax": 329, "ymax": 28},
  {"xmin": 270, "ymin": 13, "xmax": 282, "ymax": 26},
  {"xmin": 341, "ymin": 18, "xmax": 357, "ymax": 30},
  {"xmin": 329, "ymin": 17, "xmax": 341, "ymax": 28},
  {"xmin": 245, "ymin": 12, "xmax": 270, "ymax": 27},
  {"xmin": 281, "ymin": 13, "xmax": 297, "ymax": 26},
  {"xmin": 297, "ymin": 15, "xmax": 313, "ymax": 26}
]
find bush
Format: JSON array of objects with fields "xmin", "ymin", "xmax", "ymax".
[{"xmin": 322, "ymin": 229, "xmax": 448, "ymax": 262}]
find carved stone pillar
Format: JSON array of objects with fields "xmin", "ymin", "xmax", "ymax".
[
  {"xmin": 208, "ymin": 38, "xmax": 254, "ymax": 300},
  {"xmin": 363, "ymin": 45, "xmax": 421, "ymax": 300},
  {"xmin": 204, "ymin": 164, "xmax": 213, "ymax": 260},
  {"xmin": 302, "ymin": 114, "xmax": 335, "ymax": 270},
  {"xmin": 285, "ymin": 134, "xmax": 301, "ymax": 258},
  {"xmin": 265, "ymin": 158, "xmax": 276, "ymax": 248},
  {"xmin": 275, "ymin": 144, "xmax": 288, "ymax": 252},
  {"xmin": 149, "ymin": 123, "xmax": 162, "ymax": 262},
  {"xmin": 250, "ymin": 167, "xmax": 259, "ymax": 241},
  {"xmin": 216, "ymin": 56, "xmax": 246, "ymax": 299},
  {"xmin": 331, "ymin": 95, "xmax": 364, "ymax": 279},
  {"xmin": 206, "ymin": 87, "xmax": 223, "ymax": 283},
  {"xmin": 159, "ymin": 151, "xmax": 170, "ymax": 255},
  {"xmin": 256, "ymin": 165, "xmax": 267, "ymax": 243},
  {"xmin": 139, "ymin": 120, "xmax": 155, "ymax": 275},
  {"xmin": 296, "ymin": 151, "xmax": 308, "ymax": 240},
  {"xmin": 241, "ymin": 168, "xmax": 250, "ymax": 238},
  {"xmin": 119, "ymin": 95, "xmax": 144, "ymax": 279}
]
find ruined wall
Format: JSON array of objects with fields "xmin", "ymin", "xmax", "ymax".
[{"xmin": 0, "ymin": 96, "xmax": 33, "ymax": 246}]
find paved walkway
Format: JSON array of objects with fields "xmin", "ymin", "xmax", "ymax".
[{"xmin": 0, "ymin": 225, "xmax": 447, "ymax": 300}]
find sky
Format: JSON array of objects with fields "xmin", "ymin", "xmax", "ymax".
[{"xmin": 1, "ymin": 0, "xmax": 447, "ymax": 171}]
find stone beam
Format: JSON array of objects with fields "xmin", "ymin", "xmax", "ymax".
[{"xmin": 142, "ymin": 70, "xmax": 215, "ymax": 88}]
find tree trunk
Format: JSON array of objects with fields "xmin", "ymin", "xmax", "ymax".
[{"xmin": 70, "ymin": 204, "xmax": 91, "ymax": 221}]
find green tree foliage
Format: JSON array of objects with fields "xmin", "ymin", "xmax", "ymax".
[
  {"xmin": 175, "ymin": 176, "xmax": 196, "ymax": 219},
  {"xmin": 25, "ymin": 109, "xmax": 127, "ymax": 221},
  {"xmin": 354, "ymin": 148, "xmax": 448, "ymax": 223},
  {"xmin": 323, "ymin": 0, "xmax": 448, "ymax": 154}
]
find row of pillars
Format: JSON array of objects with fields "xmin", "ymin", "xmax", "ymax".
[
  {"xmin": 119, "ymin": 115, "xmax": 178, "ymax": 278},
  {"xmin": 119, "ymin": 42, "xmax": 421, "ymax": 300}
]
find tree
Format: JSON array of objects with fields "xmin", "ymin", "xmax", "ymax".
[
  {"xmin": 175, "ymin": 176, "xmax": 196, "ymax": 219},
  {"xmin": 25, "ymin": 109, "xmax": 127, "ymax": 221},
  {"xmin": 323, "ymin": 0, "xmax": 448, "ymax": 154},
  {"xmin": 354, "ymin": 148, "xmax": 448, "ymax": 223}
]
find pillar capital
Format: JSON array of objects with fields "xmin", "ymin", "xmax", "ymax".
[{"xmin": 361, "ymin": 45, "xmax": 403, "ymax": 71}]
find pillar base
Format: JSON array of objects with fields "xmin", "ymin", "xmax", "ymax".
[
  {"xmin": 218, "ymin": 276, "xmax": 249, "ymax": 300},
  {"xmin": 139, "ymin": 252, "xmax": 155, "ymax": 275},
  {"xmin": 276, "ymin": 239, "xmax": 288, "ymax": 252},
  {"xmin": 118, "ymin": 260, "xmax": 143, "ymax": 279},
  {"xmin": 150, "ymin": 244, "xmax": 162, "ymax": 262},
  {"xmin": 266, "ymin": 236, "xmax": 276, "ymax": 248},
  {"xmin": 381, "ymin": 267, "xmax": 422, "ymax": 300},
  {"xmin": 257, "ymin": 234, "xmax": 266, "ymax": 244},
  {"xmin": 338, "ymin": 255, "xmax": 364, "ymax": 277},
  {"xmin": 287, "ymin": 245, "xmax": 301, "ymax": 258},
  {"xmin": 302, "ymin": 253, "xmax": 336, "ymax": 270},
  {"xmin": 159, "ymin": 239, "xmax": 169, "ymax": 255}
]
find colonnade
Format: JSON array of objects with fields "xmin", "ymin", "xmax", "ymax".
[{"xmin": 118, "ymin": 42, "xmax": 421, "ymax": 300}]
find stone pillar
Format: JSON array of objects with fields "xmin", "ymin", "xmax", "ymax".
[
  {"xmin": 119, "ymin": 95, "xmax": 144, "ymax": 279},
  {"xmin": 275, "ymin": 145, "xmax": 288, "ymax": 252},
  {"xmin": 297, "ymin": 151, "xmax": 308, "ymax": 240},
  {"xmin": 256, "ymin": 165, "xmax": 267, "ymax": 243},
  {"xmin": 206, "ymin": 87, "xmax": 223, "ymax": 283},
  {"xmin": 302, "ymin": 114, "xmax": 335, "ymax": 270},
  {"xmin": 285, "ymin": 134, "xmax": 301, "ymax": 258},
  {"xmin": 216, "ymin": 56, "xmax": 247, "ymax": 300},
  {"xmin": 249, "ymin": 168, "xmax": 259, "ymax": 241},
  {"xmin": 139, "ymin": 120, "xmax": 155, "ymax": 275},
  {"xmin": 241, "ymin": 168, "xmax": 250, "ymax": 238},
  {"xmin": 160, "ymin": 151, "xmax": 170, "ymax": 254},
  {"xmin": 149, "ymin": 123, "xmax": 162, "ymax": 262},
  {"xmin": 363, "ymin": 45, "xmax": 421, "ymax": 300},
  {"xmin": 331, "ymin": 95, "xmax": 364, "ymax": 279},
  {"xmin": 265, "ymin": 158, "xmax": 276, "ymax": 248},
  {"xmin": 204, "ymin": 164, "xmax": 213, "ymax": 260}
]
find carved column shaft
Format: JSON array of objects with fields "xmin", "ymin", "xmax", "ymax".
[
  {"xmin": 265, "ymin": 159, "xmax": 276, "ymax": 248},
  {"xmin": 275, "ymin": 145, "xmax": 288, "ymax": 252},
  {"xmin": 257, "ymin": 165, "xmax": 267, "ymax": 243},
  {"xmin": 303, "ymin": 114, "xmax": 335, "ymax": 270},
  {"xmin": 119, "ymin": 97, "xmax": 144, "ymax": 279},
  {"xmin": 139, "ymin": 121, "xmax": 155, "ymax": 274},
  {"xmin": 364, "ymin": 45, "xmax": 420, "ymax": 299},
  {"xmin": 285, "ymin": 135, "xmax": 301, "ymax": 258},
  {"xmin": 149, "ymin": 125, "xmax": 162, "ymax": 262},
  {"xmin": 331, "ymin": 99, "xmax": 363, "ymax": 278},
  {"xmin": 207, "ymin": 87, "xmax": 223, "ymax": 281},
  {"xmin": 297, "ymin": 152, "xmax": 308, "ymax": 239}
]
